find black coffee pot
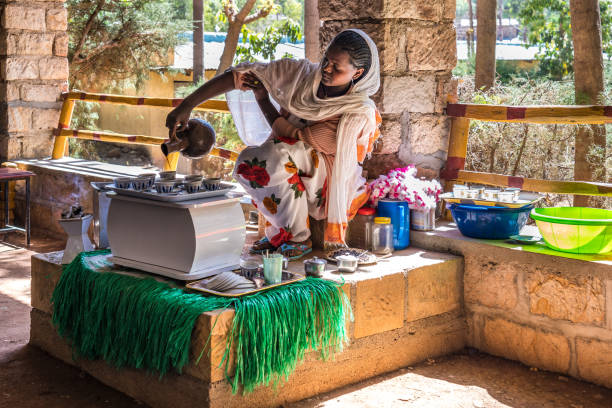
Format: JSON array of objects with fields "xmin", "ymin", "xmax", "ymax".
[{"xmin": 161, "ymin": 118, "xmax": 216, "ymax": 159}]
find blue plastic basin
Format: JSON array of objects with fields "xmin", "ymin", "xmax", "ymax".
[{"xmin": 449, "ymin": 203, "xmax": 533, "ymax": 239}]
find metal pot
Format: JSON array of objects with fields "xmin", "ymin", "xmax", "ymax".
[
  {"xmin": 336, "ymin": 255, "xmax": 358, "ymax": 273},
  {"xmin": 303, "ymin": 256, "xmax": 326, "ymax": 277}
]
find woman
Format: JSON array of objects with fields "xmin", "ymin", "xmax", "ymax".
[{"xmin": 166, "ymin": 29, "xmax": 381, "ymax": 259}]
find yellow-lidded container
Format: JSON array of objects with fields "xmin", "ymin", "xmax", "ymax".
[{"xmin": 374, "ymin": 217, "xmax": 391, "ymax": 224}]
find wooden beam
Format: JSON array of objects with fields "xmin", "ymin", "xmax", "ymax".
[
  {"xmin": 455, "ymin": 170, "xmax": 612, "ymax": 196},
  {"xmin": 63, "ymin": 92, "xmax": 230, "ymax": 113},
  {"xmin": 447, "ymin": 103, "xmax": 612, "ymax": 124}
]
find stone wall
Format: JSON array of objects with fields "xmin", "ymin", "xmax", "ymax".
[
  {"xmin": 319, "ymin": 0, "xmax": 457, "ymax": 178},
  {"xmin": 0, "ymin": 0, "xmax": 68, "ymax": 162},
  {"xmin": 412, "ymin": 224, "xmax": 612, "ymax": 389}
]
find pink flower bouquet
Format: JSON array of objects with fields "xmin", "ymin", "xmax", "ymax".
[{"xmin": 368, "ymin": 165, "xmax": 442, "ymax": 210}]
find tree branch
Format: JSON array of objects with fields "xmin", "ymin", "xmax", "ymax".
[
  {"xmin": 70, "ymin": 0, "xmax": 107, "ymax": 64},
  {"xmin": 223, "ymin": 0, "xmax": 236, "ymax": 23},
  {"xmin": 236, "ymin": 0, "xmax": 258, "ymax": 22},
  {"xmin": 244, "ymin": 6, "xmax": 273, "ymax": 25}
]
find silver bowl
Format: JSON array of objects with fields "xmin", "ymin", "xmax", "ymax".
[{"xmin": 336, "ymin": 255, "xmax": 358, "ymax": 273}]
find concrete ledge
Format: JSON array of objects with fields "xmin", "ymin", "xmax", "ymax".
[
  {"xmin": 412, "ymin": 221, "xmax": 612, "ymax": 388},
  {"xmin": 30, "ymin": 248, "xmax": 466, "ymax": 407}
]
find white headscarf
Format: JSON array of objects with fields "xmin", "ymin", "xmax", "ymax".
[{"xmin": 230, "ymin": 29, "xmax": 380, "ymax": 245}]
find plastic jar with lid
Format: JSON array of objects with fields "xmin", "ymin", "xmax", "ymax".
[
  {"xmin": 346, "ymin": 207, "xmax": 375, "ymax": 250},
  {"xmin": 371, "ymin": 217, "xmax": 394, "ymax": 255}
]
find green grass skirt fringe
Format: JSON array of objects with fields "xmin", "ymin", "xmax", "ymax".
[{"xmin": 51, "ymin": 250, "xmax": 351, "ymax": 393}]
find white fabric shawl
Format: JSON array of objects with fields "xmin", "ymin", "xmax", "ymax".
[{"xmin": 229, "ymin": 29, "xmax": 380, "ymax": 244}]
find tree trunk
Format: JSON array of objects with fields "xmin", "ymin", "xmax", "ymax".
[
  {"xmin": 193, "ymin": 0, "xmax": 204, "ymax": 84},
  {"xmin": 304, "ymin": 0, "xmax": 320, "ymax": 62},
  {"xmin": 570, "ymin": 0, "xmax": 607, "ymax": 207},
  {"xmin": 475, "ymin": 0, "xmax": 497, "ymax": 91},
  {"xmin": 468, "ymin": 0, "xmax": 475, "ymax": 58},
  {"xmin": 497, "ymin": 0, "xmax": 503, "ymax": 40},
  {"xmin": 216, "ymin": 23, "xmax": 243, "ymax": 75}
]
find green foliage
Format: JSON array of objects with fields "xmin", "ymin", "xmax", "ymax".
[
  {"xmin": 68, "ymin": 0, "xmax": 189, "ymax": 89},
  {"xmin": 234, "ymin": 18, "xmax": 302, "ymax": 63},
  {"xmin": 518, "ymin": 0, "xmax": 612, "ymax": 79}
]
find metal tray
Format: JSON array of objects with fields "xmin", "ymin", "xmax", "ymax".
[
  {"xmin": 186, "ymin": 270, "xmax": 305, "ymax": 297},
  {"xmin": 440, "ymin": 192, "xmax": 542, "ymax": 208},
  {"xmin": 108, "ymin": 182, "xmax": 236, "ymax": 202}
]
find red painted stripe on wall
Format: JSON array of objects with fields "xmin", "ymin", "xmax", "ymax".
[{"xmin": 127, "ymin": 136, "xmax": 136, "ymax": 142}]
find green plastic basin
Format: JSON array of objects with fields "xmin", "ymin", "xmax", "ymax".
[{"xmin": 530, "ymin": 207, "xmax": 612, "ymax": 254}]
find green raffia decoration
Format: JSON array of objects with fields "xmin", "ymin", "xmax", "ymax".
[{"xmin": 51, "ymin": 250, "xmax": 351, "ymax": 393}]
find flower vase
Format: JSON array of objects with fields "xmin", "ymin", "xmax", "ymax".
[{"xmin": 58, "ymin": 214, "xmax": 94, "ymax": 264}]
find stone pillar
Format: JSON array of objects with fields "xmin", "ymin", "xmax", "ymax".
[
  {"xmin": 0, "ymin": 0, "xmax": 68, "ymax": 162},
  {"xmin": 319, "ymin": 0, "xmax": 457, "ymax": 178}
]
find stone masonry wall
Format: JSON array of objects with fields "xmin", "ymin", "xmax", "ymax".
[
  {"xmin": 465, "ymin": 253, "xmax": 612, "ymax": 388},
  {"xmin": 0, "ymin": 0, "xmax": 68, "ymax": 162},
  {"xmin": 319, "ymin": 0, "xmax": 457, "ymax": 178}
]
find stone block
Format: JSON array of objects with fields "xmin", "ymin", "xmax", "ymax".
[
  {"xmin": 2, "ymin": 5, "xmax": 46, "ymax": 31},
  {"xmin": 362, "ymin": 152, "xmax": 405, "ymax": 179},
  {"xmin": 527, "ymin": 268, "xmax": 605, "ymax": 326},
  {"xmin": 186, "ymin": 309, "xmax": 236, "ymax": 382},
  {"xmin": 405, "ymin": 258, "xmax": 462, "ymax": 322},
  {"xmin": 20, "ymin": 132, "xmax": 55, "ymax": 158},
  {"xmin": 46, "ymin": 7, "xmax": 68, "ymax": 31},
  {"xmin": 0, "ymin": 136, "xmax": 23, "ymax": 160},
  {"xmin": 6, "ymin": 33, "xmax": 54, "ymax": 56},
  {"xmin": 20, "ymin": 84, "xmax": 60, "ymax": 102},
  {"xmin": 353, "ymin": 274, "xmax": 405, "ymax": 338},
  {"xmin": 406, "ymin": 23, "xmax": 456, "ymax": 71},
  {"xmin": 408, "ymin": 113, "xmax": 450, "ymax": 156},
  {"xmin": 380, "ymin": 75, "xmax": 436, "ymax": 114},
  {"xmin": 375, "ymin": 114, "xmax": 402, "ymax": 154},
  {"xmin": 53, "ymin": 33, "xmax": 69, "ymax": 57},
  {"xmin": 31, "ymin": 108, "xmax": 59, "ymax": 130},
  {"xmin": 483, "ymin": 318, "xmax": 570, "ymax": 374},
  {"xmin": 2, "ymin": 57, "xmax": 39, "ymax": 80},
  {"xmin": 464, "ymin": 256, "xmax": 518, "ymax": 310},
  {"xmin": 31, "ymin": 252, "xmax": 63, "ymax": 315},
  {"xmin": 442, "ymin": 0, "xmax": 456, "ymax": 20},
  {"xmin": 0, "ymin": 82, "xmax": 21, "ymax": 101},
  {"xmin": 576, "ymin": 338, "xmax": 612, "ymax": 388},
  {"xmin": 7, "ymin": 106, "xmax": 32, "ymax": 132},
  {"xmin": 39, "ymin": 57, "xmax": 68, "ymax": 80},
  {"xmin": 319, "ymin": 0, "xmax": 442, "ymax": 21},
  {"xmin": 434, "ymin": 74, "xmax": 458, "ymax": 113}
]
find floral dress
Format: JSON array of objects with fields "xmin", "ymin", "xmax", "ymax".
[{"xmin": 234, "ymin": 112, "xmax": 332, "ymax": 247}]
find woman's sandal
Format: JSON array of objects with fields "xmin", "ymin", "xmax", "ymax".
[
  {"xmin": 249, "ymin": 237, "xmax": 277, "ymax": 254},
  {"xmin": 277, "ymin": 241, "xmax": 313, "ymax": 261}
]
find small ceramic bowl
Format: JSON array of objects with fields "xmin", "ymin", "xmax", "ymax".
[
  {"xmin": 159, "ymin": 170, "xmax": 176, "ymax": 181},
  {"xmin": 482, "ymin": 189, "xmax": 500, "ymax": 201},
  {"xmin": 114, "ymin": 177, "xmax": 133, "ymax": 189},
  {"xmin": 154, "ymin": 180, "xmax": 176, "ymax": 194},
  {"xmin": 452, "ymin": 185, "xmax": 468, "ymax": 198},
  {"xmin": 184, "ymin": 180, "xmax": 202, "ymax": 194},
  {"xmin": 465, "ymin": 189, "xmax": 480, "ymax": 199},
  {"xmin": 497, "ymin": 191, "xmax": 515, "ymax": 202},
  {"xmin": 202, "ymin": 177, "xmax": 221, "ymax": 191},
  {"xmin": 131, "ymin": 177, "xmax": 150, "ymax": 191},
  {"xmin": 184, "ymin": 174, "xmax": 203, "ymax": 183},
  {"xmin": 138, "ymin": 173, "xmax": 156, "ymax": 189},
  {"xmin": 505, "ymin": 188, "xmax": 521, "ymax": 201},
  {"xmin": 336, "ymin": 255, "xmax": 358, "ymax": 273}
]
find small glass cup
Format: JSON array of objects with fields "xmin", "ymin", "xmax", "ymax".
[
  {"xmin": 465, "ymin": 189, "xmax": 480, "ymax": 199},
  {"xmin": 482, "ymin": 189, "xmax": 500, "ymax": 201},
  {"xmin": 452, "ymin": 184, "xmax": 468, "ymax": 198},
  {"xmin": 505, "ymin": 188, "xmax": 521, "ymax": 201},
  {"xmin": 262, "ymin": 253, "xmax": 283, "ymax": 285},
  {"xmin": 497, "ymin": 191, "xmax": 515, "ymax": 202}
]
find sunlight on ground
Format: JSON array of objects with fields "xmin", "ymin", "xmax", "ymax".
[
  {"xmin": 309, "ymin": 373, "xmax": 509, "ymax": 408},
  {"xmin": 0, "ymin": 246, "xmax": 32, "ymax": 306}
]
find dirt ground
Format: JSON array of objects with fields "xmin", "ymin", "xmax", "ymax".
[{"xmin": 2, "ymin": 232, "xmax": 612, "ymax": 408}]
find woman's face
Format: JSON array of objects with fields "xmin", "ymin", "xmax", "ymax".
[{"xmin": 320, "ymin": 45, "xmax": 365, "ymax": 88}]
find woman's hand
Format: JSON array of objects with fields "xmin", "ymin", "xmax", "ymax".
[
  {"xmin": 243, "ymin": 73, "xmax": 268, "ymax": 101},
  {"xmin": 165, "ymin": 105, "xmax": 192, "ymax": 138}
]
